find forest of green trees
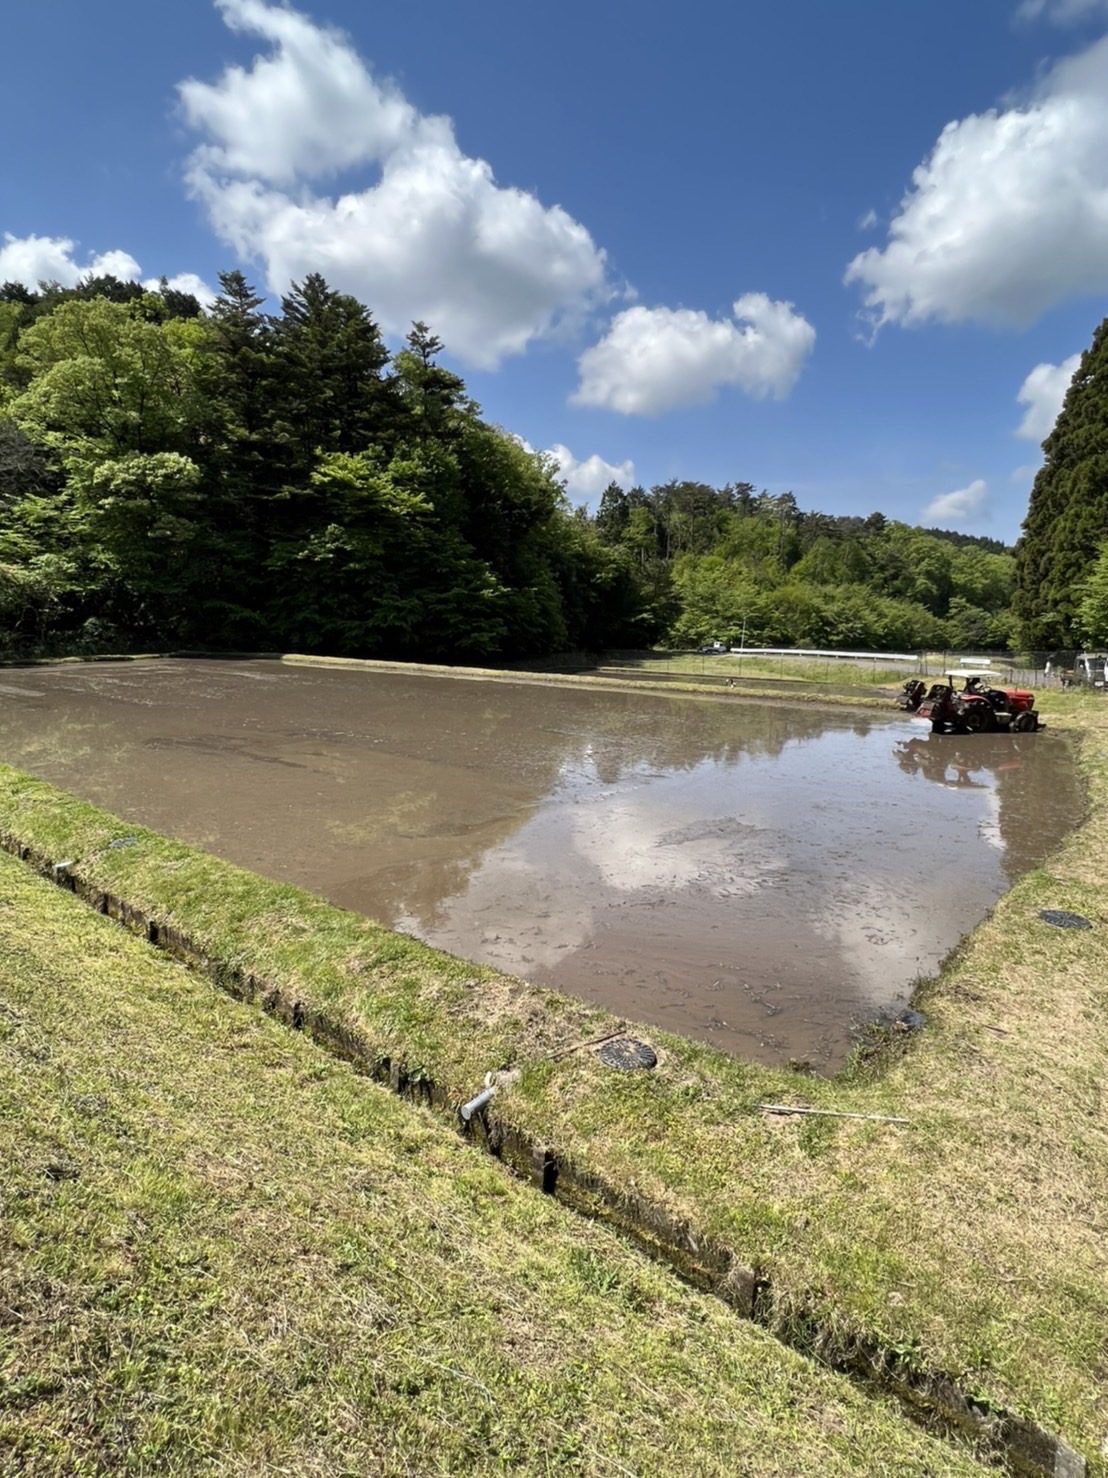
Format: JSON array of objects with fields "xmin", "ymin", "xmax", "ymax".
[
  {"xmin": 0, "ymin": 269, "xmax": 1102, "ymax": 663},
  {"xmin": 1014, "ymin": 315, "xmax": 1108, "ymax": 652}
]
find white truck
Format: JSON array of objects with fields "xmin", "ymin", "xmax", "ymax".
[{"xmin": 1062, "ymin": 653, "xmax": 1108, "ymax": 688}]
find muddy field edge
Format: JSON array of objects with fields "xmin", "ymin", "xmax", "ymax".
[
  {"xmin": 0, "ymin": 646, "xmax": 898, "ymax": 711},
  {"xmin": 0, "ymin": 720, "xmax": 1103, "ymax": 1476}
]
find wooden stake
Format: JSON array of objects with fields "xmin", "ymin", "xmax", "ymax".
[
  {"xmin": 756, "ymin": 1104, "xmax": 909, "ymax": 1125},
  {"xmin": 548, "ymin": 1025, "xmax": 628, "ymax": 1060}
]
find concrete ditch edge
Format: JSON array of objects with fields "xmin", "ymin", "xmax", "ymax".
[{"xmin": 0, "ymin": 831, "xmax": 1088, "ymax": 1478}]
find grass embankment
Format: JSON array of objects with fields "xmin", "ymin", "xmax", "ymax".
[
  {"xmin": 273, "ymin": 648, "xmax": 900, "ymax": 709},
  {"xmin": 600, "ymin": 653, "xmax": 911, "ymax": 688},
  {"xmin": 1, "ymin": 677, "xmax": 1105, "ymax": 1471},
  {"xmin": 0, "ymin": 847, "xmax": 984, "ymax": 1477}
]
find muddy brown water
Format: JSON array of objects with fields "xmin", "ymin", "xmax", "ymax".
[{"xmin": 0, "ymin": 659, "xmax": 1084, "ymax": 1069}]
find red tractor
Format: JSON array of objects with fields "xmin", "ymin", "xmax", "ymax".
[{"xmin": 897, "ymin": 669, "xmax": 1041, "ymax": 734}]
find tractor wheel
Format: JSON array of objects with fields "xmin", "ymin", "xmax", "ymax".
[
  {"xmin": 1013, "ymin": 711, "xmax": 1037, "ymax": 733},
  {"xmin": 961, "ymin": 704, "xmax": 995, "ymax": 734}
]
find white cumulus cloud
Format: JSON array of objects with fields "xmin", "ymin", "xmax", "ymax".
[
  {"xmin": 1016, "ymin": 352, "xmax": 1081, "ymax": 441},
  {"xmin": 179, "ymin": 0, "xmax": 413, "ymax": 187},
  {"xmin": 547, "ymin": 444, "xmax": 636, "ymax": 500},
  {"xmin": 845, "ymin": 34, "xmax": 1108, "ymax": 329},
  {"xmin": 513, "ymin": 437, "xmax": 635, "ymax": 501},
  {"xmin": 572, "ymin": 294, "xmax": 815, "ymax": 416},
  {"xmin": 1017, "ymin": 0, "xmax": 1108, "ymax": 21},
  {"xmin": 922, "ymin": 479, "xmax": 990, "ymax": 525},
  {"xmin": 0, "ymin": 233, "xmax": 141, "ymax": 289},
  {"xmin": 0, "ymin": 232, "xmax": 215, "ymax": 306},
  {"xmin": 178, "ymin": 0, "xmax": 610, "ymax": 370},
  {"xmin": 142, "ymin": 271, "xmax": 218, "ymax": 307}
]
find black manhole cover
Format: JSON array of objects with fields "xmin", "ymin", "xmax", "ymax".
[
  {"xmin": 1038, "ymin": 910, "xmax": 1092, "ymax": 930},
  {"xmin": 597, "ymin": 1037, "xmax": 657, "ymax": 1071}
]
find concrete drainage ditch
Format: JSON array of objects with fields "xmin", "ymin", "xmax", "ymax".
[{"xmin": 0, "ymin": 828, "xmax": 1088, "ymax": 1478}]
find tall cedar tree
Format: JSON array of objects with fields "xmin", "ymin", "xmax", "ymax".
[
  {"xmin": 189, "ymin": 271, "xmax": 277, "ymax": 635},
  {"xmin": 1013, "ymin": 316, "xmax": 1108, "ymax": 648},
  {"xmin": 268, "ymin": 274, "xmax": 394, "ymax": 508},
  {"xmin": 393, "ymin": 321, "xmax": 469, "ymax": 440}
]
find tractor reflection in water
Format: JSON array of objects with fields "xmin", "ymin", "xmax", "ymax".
[
  {"xmin": 896, "ymin": 736, "xmax": 1011, "ymax": 789},
  {"xmin": 893, "ymin": 728, "xmax": 1078, "ymax": 885},
  {"xmin": 894, "ymin": 736, "xmax": 1036, "ymax": 834},
  {"xmin": 897, "ymin": 669, "xmax": 1042, "ymax": 735}
]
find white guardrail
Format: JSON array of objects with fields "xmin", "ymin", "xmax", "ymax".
[{"xmin": 726, "ymin": 647, "xmax": 919, "ymax": 661}]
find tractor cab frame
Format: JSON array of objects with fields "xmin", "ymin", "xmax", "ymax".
[{"xmin": 897, "ymin": 669, "xmax": 1041, "ymax": 734}]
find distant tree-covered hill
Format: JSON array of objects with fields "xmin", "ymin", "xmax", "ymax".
[
  {"xmin": 592, "ymin": 482, "xmax": 1014, "ymax": 652},
  {"xmin": 1, "ymin": 270, "xmax": 1022, "ymax": 661}
]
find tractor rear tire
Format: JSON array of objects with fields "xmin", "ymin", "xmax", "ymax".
[{"xmin": 961, "ymin": 705, "xmax": 995, "ymax": 734}]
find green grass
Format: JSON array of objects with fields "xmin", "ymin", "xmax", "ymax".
[
  {"xmin": 1, "ymin": 667, "xmax": 1107, "ymax": 1471},
  {"xmin": 606, "ymin": 653, "xmax": 913, "ymax": 687},
  {"xmin": 0, "ymin": 847, "xmax": 985, "ymax": 1476}
]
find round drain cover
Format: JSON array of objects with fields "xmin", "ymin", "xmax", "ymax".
[
  {"xmin": 597, "ymin": 1037, "xmax": 657, "ymax": 1071},
  {"xmin": 1038, "ymin": 909, "xmax": 1092, "ymax": 930}
]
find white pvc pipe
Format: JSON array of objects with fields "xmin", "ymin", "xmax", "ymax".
[{"xmin": 459, "ymin": 1086, "xmax": 497, "ymax": 1122}]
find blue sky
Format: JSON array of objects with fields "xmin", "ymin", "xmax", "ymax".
[{"xmin": 4, "ymin": 0, "xmax": 1108, "ymax": 542}]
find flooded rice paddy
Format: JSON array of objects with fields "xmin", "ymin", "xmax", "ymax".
[{"xmin": 0, "ymin": 659, "xmax": 1084, "ymax": 1069}]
